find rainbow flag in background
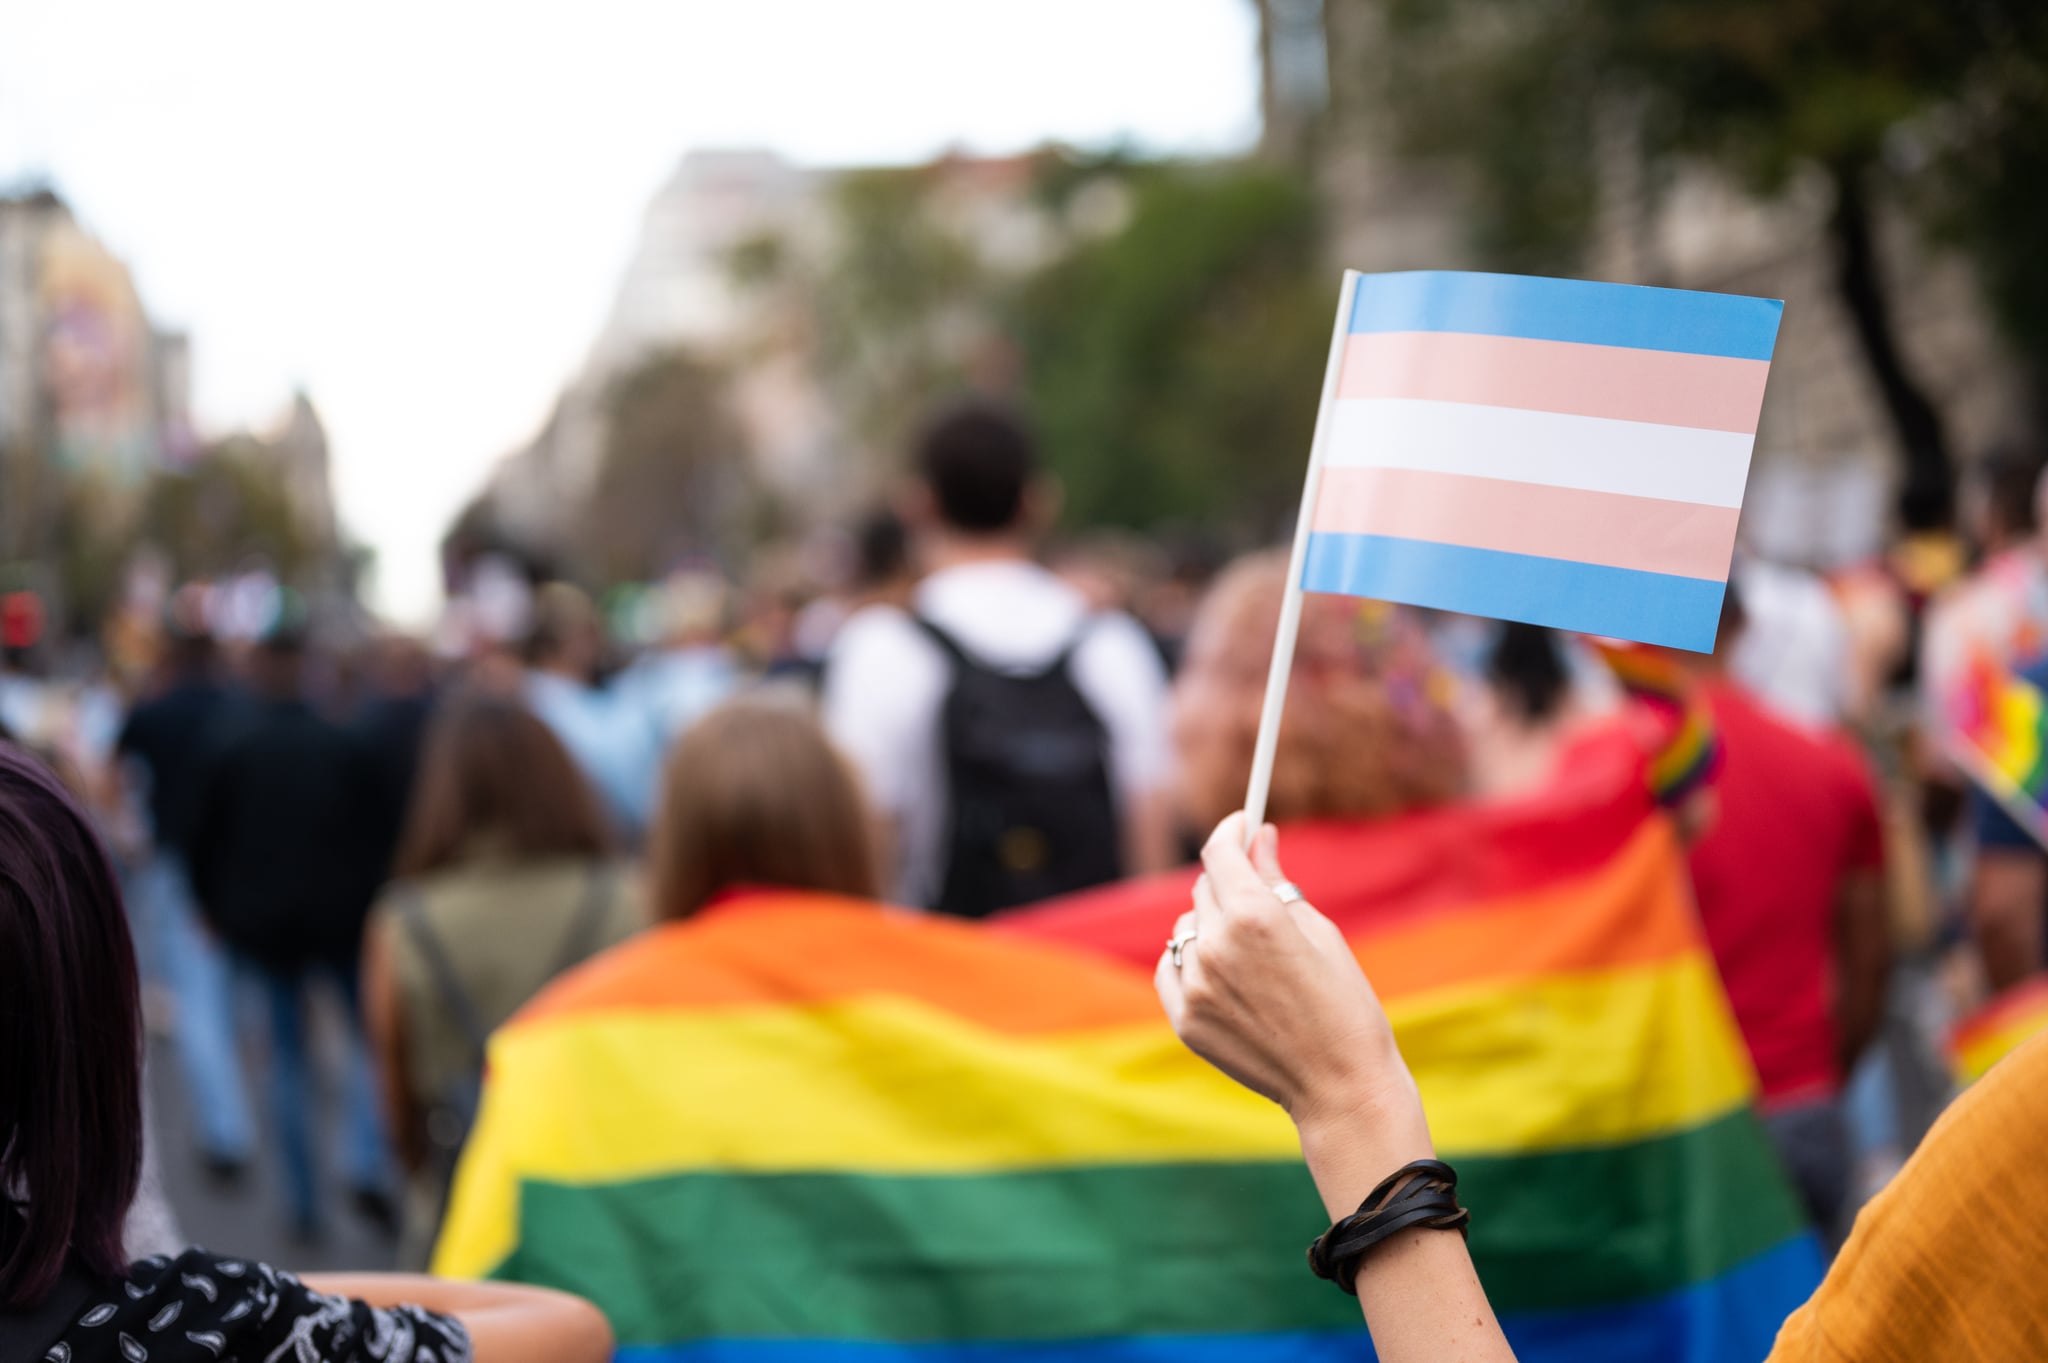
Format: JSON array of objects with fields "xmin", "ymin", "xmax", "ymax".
[
  {"xmin": 436, "ymin": 744, "xmax": 1818, "ymax": 1361},
  {"xmin": 1950, "ymin": 975, "xmax": 2048, "ymax": 1086},
  {"xmin": 1303, "ymin": 271, "xmax": 1782, "ymax": 652},
  {"xmin": 1950, "ymin": 652, "xmax": 2048, "ymax": 837},
  {"xmin": 1008, "ymin": 729, "xmax": 1821, "ymax": 1362}
]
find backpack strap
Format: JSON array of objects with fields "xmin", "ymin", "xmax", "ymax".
[
  {"xmin": 914, "ymin": 613, "xmax": 1099, "ymax": 683},
  {"xmin": 912, "ymin": 614, "xmax": 975, "ymax": 669},
  {"xmin": 549, "ymin": 864, "xmax": 618, "ymax": 977},
  {"xmin": 396, "ymin": 888, "xmax": 492, "ymax": 1066}
]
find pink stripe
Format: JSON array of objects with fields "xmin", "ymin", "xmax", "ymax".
[
  {"xmin": 1336, "ymin": 332, "xmax": 1771, "ymax": 434},
  {"xmin": 1312, "ymin": 467, "xmax": 1740, "ymax": 580}
]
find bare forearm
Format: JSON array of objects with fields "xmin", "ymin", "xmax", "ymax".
[
  {"xmin": 299, "ymin": 1275, "xmax": 613, "ymax": 1363},
  {"xmin": 1294, "ymin": 1090, "xmax": 1518, "ymax": 1363}
]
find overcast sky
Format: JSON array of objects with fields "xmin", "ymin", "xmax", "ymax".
[{"xmin": 0, "ymin": 0, "xmax": 1260, "ymax": 621}]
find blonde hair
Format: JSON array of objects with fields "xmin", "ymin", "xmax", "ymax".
[{"xmin": 1171, "ymin": 551, "xmax": 1467, "ymax": 830}]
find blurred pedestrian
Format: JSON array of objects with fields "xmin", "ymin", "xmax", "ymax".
[
  {"xmin": 1681, "ymin": 587, "xmax": 1891, "ymax": 1244},
  {"xmin": 1956, "ymin": 648, "xmax": 2048, "ymax": 990},
  {"xmin": 0, "ymin": 740, "xmax": 614, "ymax": 1363},
  {"xmin": 524, "ymin": 582, "xmax": 656, "ymax": 842},
  {"xmin": 362, "ymin": 693, "xmax": 641, "ymax": 1266},
  {"xmin": 824, "ymin": 401, "xmax": 1174, "ymax": 914},
  {"xmin": 1920, "ymin": 451, "xmax": 2048, "ymax": 730},
  {"xmin": 111, "ymin": 623, "xmax": 257, "ymax": 1182},
  {"xmin": 614, "ymin": 569, "xmax": 740, "ymax": 755},
  {"xmin": 354, "ymin": 631, "xmax": 439, "ymax": 881},
  {"xmin": 186, "ymin": 628, "xmax": 395, "ymax": 1242}
]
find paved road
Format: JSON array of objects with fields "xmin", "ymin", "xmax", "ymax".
[{"xmin": 146, "ymin": 998, "xmax": 400, "ymax": 1275}]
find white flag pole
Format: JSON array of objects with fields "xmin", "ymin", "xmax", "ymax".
[{"xmin": 1242, "ymin": 268, "xmax": 1363, "ymax": 845}]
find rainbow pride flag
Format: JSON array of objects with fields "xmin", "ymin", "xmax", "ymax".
[
  {"xmin": 1950, "ymin": 975, "xmax": 2048, "ymax": 1086},
  {"xmin": 1950, "ymin": 652, "xmax": 2048, "ymax": 841},
  {"xmin": 436, "ymin": 740, "xmax": 1816, "ymax": 1361},
  {"xmin": 1009, "ymin": 728, "xmax": 1821, "ymax": 1361},
  {"xmin": 1302, "ymin": 270, "xmax": 1782, "ymax": 652}
]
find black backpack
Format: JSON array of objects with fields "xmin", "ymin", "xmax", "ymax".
[{"xmin": 915, "ymin": 616, "xmax": 1123, "ymax": 918}]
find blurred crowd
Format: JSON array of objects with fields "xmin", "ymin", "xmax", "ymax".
[{"xmin": 3, "ymin": 400, "xmax": 2047, "ymax": 1274}]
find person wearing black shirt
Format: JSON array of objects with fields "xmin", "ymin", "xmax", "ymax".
[
  {"xmin": 186, "ymin": 630, "xmax": 396, "ymax": 1243},
  {"xmin": 113, "ymin": 629, "xmax": 256, "ymax": 1182}
]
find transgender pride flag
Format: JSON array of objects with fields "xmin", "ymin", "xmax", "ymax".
[{"xmin": 1299, "ymin": 270, "xmax": 1783, "ymax": 652}]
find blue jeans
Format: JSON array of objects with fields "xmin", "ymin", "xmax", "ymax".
[
  {"xmin": 129, "ymin": 854, "xmax": 256, "ymax": 1162},
  {"xmin": 252, "ymin": 960, "xmax": 393, "ymax": 1231}
]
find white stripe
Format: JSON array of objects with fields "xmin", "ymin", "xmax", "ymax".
[{"xmin": 1321, "ymin": 398, "xmax": 1755, "ymax": 508}]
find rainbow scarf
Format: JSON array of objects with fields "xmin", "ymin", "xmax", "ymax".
[
  {"xmin": 1951, "ymin": 652, "xmax": 2048, "ymax": 837},
  {"xmin": 437, "ymin": 752, "xmax": 1816, "ymax": 1360},
  {"xmin": 1951, "ymin": 975, "xmax": 2048, "ymax": 1085}
]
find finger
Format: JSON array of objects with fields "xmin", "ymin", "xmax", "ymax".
[
  {"xmin": 1201, "ymin": 814, "xmax": 1278, "ymax": 912},
  {"xmin": 1248, "ymin": 822, "xmax": 1286, "ymax": 887},
  {"xmin": 1154, "ymin": 945, "xmax": 1187, "ymax": 1027},
  {"xmin": 1189, "ymin": 873, "xmax": 1224, "ymax": 942}
]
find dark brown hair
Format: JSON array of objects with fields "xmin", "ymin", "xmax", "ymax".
[
  {"xmin": 394, "ymin": 691, "xmax": 613, "ymax": 879},
  {"xmin": 648, "ymin": 699, "xmax": 881, "ymax": 919},
  {"xmin": 0, "ymin": 742, "xmax": 142, "ymax": 1304}
]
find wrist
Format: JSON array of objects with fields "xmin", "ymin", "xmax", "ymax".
[{"xmin": 1292, "ymin": 1075, "xmax": 1436, "ymax": 1222}]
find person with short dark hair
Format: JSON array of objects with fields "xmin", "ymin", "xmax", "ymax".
[
  {"xmin": 0, "ymin": 742, "xmax": 614, "ymax": 1363},
  {"xmin": 824, "ymin": 401, "xmax": 1174, "ymax": 914},
  {"xmin": 361, "ymin": 692, "xmax": 642, "ymax": 1265}
]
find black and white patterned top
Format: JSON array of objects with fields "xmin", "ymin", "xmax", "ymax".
[{"xmin": 43, "ymin": 1249, "xmax": 472, "ymax": 1363}]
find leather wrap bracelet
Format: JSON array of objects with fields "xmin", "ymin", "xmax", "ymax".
[{"xmin": 1306, "ymin": 1158, "xmax": 1471, "ymax": 1294}]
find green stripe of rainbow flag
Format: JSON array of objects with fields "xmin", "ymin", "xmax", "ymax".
[{"xmin": 437, "ymin": 769, "xmax": 1817, "ymax": 1361}]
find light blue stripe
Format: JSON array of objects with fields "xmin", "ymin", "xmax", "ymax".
[
  {"xmin": 1302, "ymin": 532, "xmax": 1729, "ymax": 652},
  {"xmin": 616, "ymin": 1235, "xmax": 1821, "ymax": 1363},
  {"xmin": 1348, "ymin": 270, "xmax": 1783, "ymax": 361}
]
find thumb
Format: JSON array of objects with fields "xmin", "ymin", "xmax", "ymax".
[{"xmin": 1248, "ymin": 822, "xmax": 1286, "ymax": 886}]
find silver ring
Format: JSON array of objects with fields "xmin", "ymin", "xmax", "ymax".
[
  {"xmin": 1272, "ymin": 880, "xmax": 1305, "ymax": 906},
  {"xmin": 1169, "ymin": 929, "xmax": 1198, "ymax": 969}
]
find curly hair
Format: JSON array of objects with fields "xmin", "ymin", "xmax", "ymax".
[{"xmin": 1172, "ymin": 550, "xmax": 1468, "ymax": 831}]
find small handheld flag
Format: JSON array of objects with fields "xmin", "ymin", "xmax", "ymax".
[
  {"xmin": 1950, "ymin": 975, "xmax": 2048, "ymax": 1085},
  {"xmin": 1245, "ymin": 269, "xmax": 1781, "ymax": 834},
  {"xmin": 1948, "ymin": 651, "xmax": 2048, "ymax": 851}
]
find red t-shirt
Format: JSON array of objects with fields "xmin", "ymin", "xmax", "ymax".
[{"xmin": 1687, "ymin": 682, "xmax": 1885, "ymax": 1105}]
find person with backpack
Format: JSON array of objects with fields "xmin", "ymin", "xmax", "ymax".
[
  {"xmin": 823, "ymin": 401, "xmax": 1175, "ymax": 916},
  {"xmin": 361, "ymin": 692, "xmax": 642, "ymax": 1267}
]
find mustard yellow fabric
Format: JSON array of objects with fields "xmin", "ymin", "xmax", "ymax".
[{"xmin": 1769, "ymin": 1033, "xmax": 2048, "ymax": 1360}]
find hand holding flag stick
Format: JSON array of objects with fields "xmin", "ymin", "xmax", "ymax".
[{"xmin": 1243, "ymin": 269, "xmax": 1784, "ymax": 836}]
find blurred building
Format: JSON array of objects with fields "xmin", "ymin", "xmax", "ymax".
[
  {"xmin": 464, "ymin": 148, "xmax": 1057, "ymax": 573},
  {"xmin": 0, "ymin": 188, "xmax": 189, "ymax": 487}
]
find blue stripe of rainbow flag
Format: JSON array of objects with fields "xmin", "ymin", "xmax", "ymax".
[{"xmin": 618, "ymin": 1235, "xmax": 1818, "ymax": 1363}]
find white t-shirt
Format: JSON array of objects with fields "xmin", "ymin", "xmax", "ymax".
[{"xmin": 822, "ymin": 559, "xmax": 1172, "ymax": 908}]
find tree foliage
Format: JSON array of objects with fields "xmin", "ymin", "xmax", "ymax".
[
  {"xmin": 585, "ymin": 348, "xmax": 756, "ymax": 587},
  {"xmin": 1012, "ymin": 164, "xmax": 1332, "ymax": 538},
  {"xmin": 1368, "ymin": 0, "xmax": 2048, "ymax": 508},
  {"xmin": 138, "ymin": 439, "xmax": 314, "ymax": 582}
]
